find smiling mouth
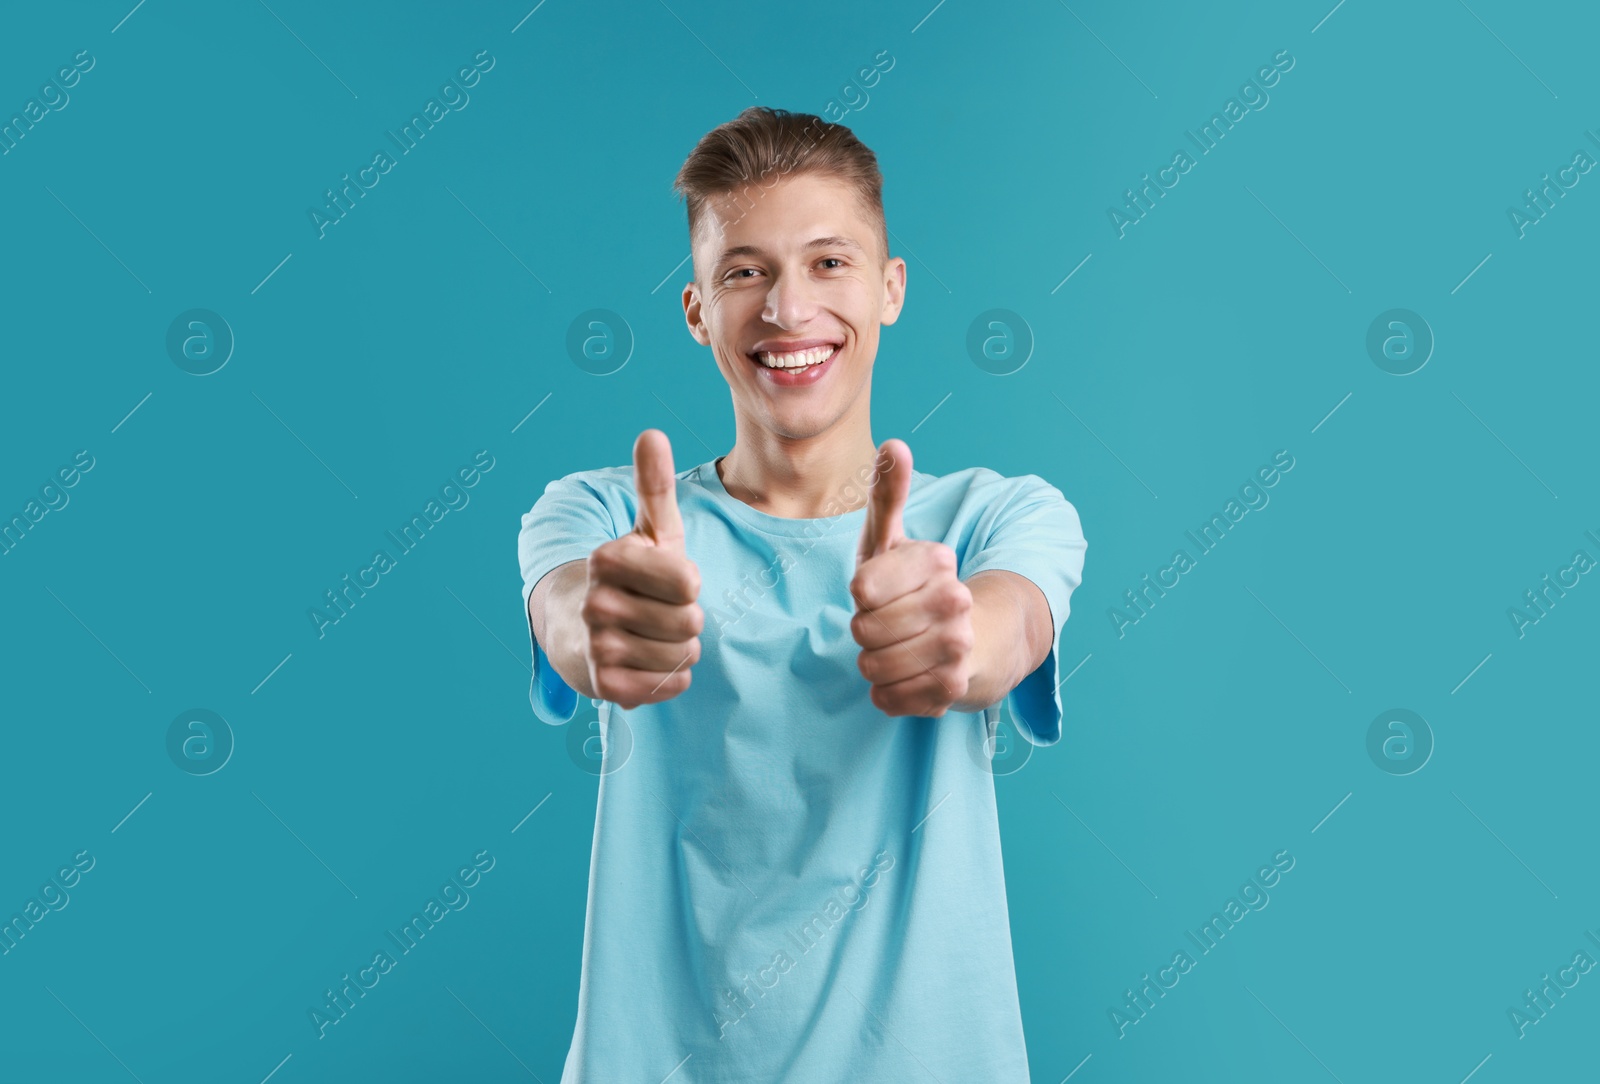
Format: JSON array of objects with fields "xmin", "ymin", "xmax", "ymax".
[{"xmin": 747, "ymin": 344, "xmax": 841, "ymax": 371}]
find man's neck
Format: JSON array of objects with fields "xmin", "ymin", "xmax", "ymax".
[{"xmin": 716, "ymin": 424, "xmax": 880, "ymax": 520}]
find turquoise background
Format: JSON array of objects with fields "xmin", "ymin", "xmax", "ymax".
[{"xmin": 2, "ymin": 0, "xmax": 1597, "ymax": 1080}]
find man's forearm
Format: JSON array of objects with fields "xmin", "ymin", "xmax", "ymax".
[
  {"xmin": 529, "ymin": 559, "xmax": 597, "ymax": 699},
  {"xmin": 953, "ymin": 569, "xmax": 1052, "ymax": 713}
]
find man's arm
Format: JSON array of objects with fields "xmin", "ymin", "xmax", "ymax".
[
  {"xmin": 529, "ymin": 559, "xmax": 599, "ymax": 701},
  {"xmin": 953, "ymin": 569, "xmax": 1052, "ymax": 713}
]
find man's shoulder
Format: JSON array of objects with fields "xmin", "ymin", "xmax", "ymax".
[{"xmin": 912, "ymin": 464, "xmax": 1067, "ymax": 510}]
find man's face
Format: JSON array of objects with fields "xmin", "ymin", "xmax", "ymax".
[{"xmin": 683, "ymin": 171, "xmax": 906, "ymax": 443}]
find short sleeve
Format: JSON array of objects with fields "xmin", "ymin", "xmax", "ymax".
[
  {"xmin": 959, "ymin": 474, "xmax": 1088, "ymax": 746},
  {"xmin": 518, "ymin": 473, "xmax": 620, "ymax": 726}
]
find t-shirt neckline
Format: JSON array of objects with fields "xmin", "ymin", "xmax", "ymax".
[{"xmin": 691, "ymin": 456, "xmax": 887, "ymax": 538}]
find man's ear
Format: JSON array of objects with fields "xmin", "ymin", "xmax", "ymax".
[
  {"xmin": 683, "ymin": 281, "xmax": 711, "ymax": 346},
  {"xmin": 879, "ymin": 256, "xmax": 908, "ymax": 327}
]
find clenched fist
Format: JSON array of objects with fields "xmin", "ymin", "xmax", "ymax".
[
  {"xmin": 849, "ymin": 439, "xmax": 974, "ymax": 718},
  {"xmin": 580, "ymin": 429, "xmax": 704, "ymax": 710}
]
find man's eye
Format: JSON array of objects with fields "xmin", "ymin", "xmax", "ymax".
[
  {"xmin": 725, "ymin": 268, "xmax": 759, "ymax": 280},
  {"xmin": 819, "ymin": 258, "xmax": 845, "ymax": 269}
]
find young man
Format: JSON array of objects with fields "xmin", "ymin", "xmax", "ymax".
[{"xmin": 518, "ymin": 106, "xmax": 1086, "ymax": 1082}]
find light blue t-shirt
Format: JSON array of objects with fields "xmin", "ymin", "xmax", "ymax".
[{"xmin": 517, "ymin": 455, "xmax": 1087, "ymax": 1082}]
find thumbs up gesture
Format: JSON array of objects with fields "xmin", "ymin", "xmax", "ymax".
[
  {"xmin": 849, "ymin": 439, "xmax": 974, "ymax": 718},
  {"xmin": 579, "ymin": 429, "xmax": 704, "ymax": 710}
]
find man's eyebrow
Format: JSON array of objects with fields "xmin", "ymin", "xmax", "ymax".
[{"xmin": 715, "ymin": 236, "xmax": 864, "ymax": 263}]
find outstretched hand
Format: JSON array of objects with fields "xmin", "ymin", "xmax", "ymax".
[{"xmin": 849, "ymin": 439, "xmax": 974, "ymax": 717}]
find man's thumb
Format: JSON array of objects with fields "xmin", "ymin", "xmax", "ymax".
[
  {"xmin": 632, "ymin": 429, "xmax": 684, "ymax": 552},
  {"xmin": 858, "ymin": 438, "xmax": 911, "ymax": 564}
]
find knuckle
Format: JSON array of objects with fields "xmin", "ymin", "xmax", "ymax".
[
  {"xmin": 580, "ymin": 586, "xmax": 615, "ymax": 627},
  {"xmin": 590, "ymin": 630, "xmax": 625, "ymax": 666},
  {"xmin": 938, "ymin": 580, "xmax": 969, "ymax": 616}
]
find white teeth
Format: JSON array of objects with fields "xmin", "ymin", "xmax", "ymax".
[{"xmin": 755, "ymin": 345, "xmax": 835, "ymax": 369}]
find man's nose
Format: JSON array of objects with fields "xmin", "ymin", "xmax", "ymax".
[{"xmin": 761, "ymin": 268, "xmax": 822, "ymax": 326}]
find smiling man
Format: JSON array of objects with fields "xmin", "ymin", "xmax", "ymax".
[{"xmin": 518, "ymin": 106, "xmax": 1087, "ymax": 1082}]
